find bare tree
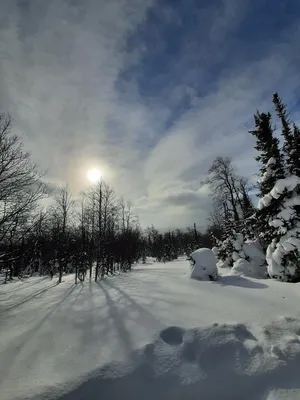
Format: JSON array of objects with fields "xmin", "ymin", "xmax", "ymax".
[
  {"xmin": 202, "ymin": 157, "xmax": 253, "ymax": 226},
  {"xmin": 0, "ymin": 114, "xmax": 46, "ymax": 243},
  {"xmin": 202, "ymin": 157, "xmax": 241, "ymax": 222},
  {"xmin": 52, "ymin": 185, "xmax": 74, "ymax": 283},
  {"xmin": 0, "ymin": 114, "xmax": 46, "ymax": 278}
]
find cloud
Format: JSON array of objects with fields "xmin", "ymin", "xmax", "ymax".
[
  {"xmin": 0, "ymin": 0, "xmax": 153, "ymax": 191},
  {"xmin": 0, "ymin": 0, "xmax": 300, "ymax": 230}
]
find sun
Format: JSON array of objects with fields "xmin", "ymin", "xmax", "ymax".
[{"xmin": 87, "ymin": 168, "xmax": 101, "ymax": 183}]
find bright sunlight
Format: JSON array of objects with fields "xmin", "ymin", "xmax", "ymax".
[{"xmin": 87, "ymin": 168, "xmax": 101, "ymax": 183}]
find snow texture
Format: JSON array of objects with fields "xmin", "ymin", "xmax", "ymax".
[
  {"xmin": 267, "ymin": 237, "xmax": 300, "ymax": 281},
  {"xmin": 2, "ymin": 260, "xmax": 300, "ymax": 400},
  {"xmin": 243, "ymin": 240, "xmax": 266, "ymax": 267},
  {"xmin": 258, "ymin": 193, "xmax": 273, "ymax": 210},
  {"xmin": 258, "ymin": 157, "xmax": 276, "ymax": 185},
  {"xmin": 231, "ymin": 258, "xmax": 267, "ymax": 279},
  {"xmin": 216, "ymin": 259, "xmax": 229, "ymax": 269},
  {"xmin": 268, "ymin": 195, "xmax": 300, "ymax": 230},
  {"xmin": 215, "ymin": 235, "xmax": 266, "ymax": 273},
  {"xmin": 211, "ymin": 247, "xmax": 219, "ymax": 257},
  {"xmin": 189, "ymin": 248, "xmax": 218, "ymax": 281},
  {"xmin": 270, "ymin": 176, "xmax": 300, "ymax": 199},
  {"xmin": 256, "ymin": 172, "xmax": 300, "ymax": 281},
  {"xmin": 258, "ymin": 176, "xmax": 300, "ymax": 210},
  {"xmin": 270, "ymin": 219, "xmax": 284, "ymax": 228},
  {"xmin": 49, "ymin": 318, "xmax": 300, "ymax": 400},
  {"xmin": 233, "ymin": 234, "xmax": 243, "ymax": 251}
]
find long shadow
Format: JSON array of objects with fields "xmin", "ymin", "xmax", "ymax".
[
  {"xmin": 97, "ymin": 281, "xmax": 134, "ymax": 352},
  {"xmin": 0, "ymin": 284, "xmax": 77, "ymax": 385},
  {"xmin": 103, "ymin": 278, "xmax": 161, "ymax": 327},
  {"xmin": 132, "ymin": 268, "xmax": 174, "ymax": 273},
  {"xmin": 22, "ymin": 284, "xmax": 78, "ymax": 337},
  {"xmin": 81, "ymin": 282, "xmax": 97, "ymax": 347},
  {"xmin": 73, "ymin": 281, "xmax": 85, "ymax": 300},
  {"xmin": 0, "ymin": 276, "xmax": 49, "ymax": 295},
  {"xmin": 0, "ymin": 282, "xmax": 59, "ymax": 315},
  {"xmin": 215, "ymin": 276, "xmax": 268, "ymax": 289}
]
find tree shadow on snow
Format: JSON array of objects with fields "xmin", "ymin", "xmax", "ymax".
[
  {"xmin": 0, "ymin": 284, "xmax": 78, "ymax": 385},
  {"xmin": 215, "ymin": 276, "xmax": 268, "ymax": 289},
  {"xmin": 96, "ymin": 281, "xmax": 134, "ymax": 352},
  {"xmin": 95, "ymin": 279, "xmax": 161, "ymax": 352},
  {"xmin": 102, "ymin": 278, "xmax": 161, "ymax": 326},
  {"xmin": 0, "ymin": 282, "xmax": 59, "ymax": 315}
]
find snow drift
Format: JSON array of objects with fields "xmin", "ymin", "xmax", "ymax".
[
  {"xmin": 41, "ymin": 317, "xmax": 300, "ymax": 400},
  {"xmin": 215, "ymin": 236, "xmax": 267, "ymax": 278},
  {"xmin": 189, "ymin": 248, "xmax": 218, "ymax": 281},
  {"xmin": 3, "ymin": 260, "xmax": 300, "ymax": 400},
  {"xmin": 230, "ymin": 241, "xmax": 267, "ymax": 279},
  {"xmin": 266, "ymin": 239, "xmax": 300, "ymax": 282},
  {"xmin": 231, "ymin": 258, "xmax": 267, "ymax": 279},
  {"xmin": 243, "ymin": 240, "xmax": 266, "ymax": 267}
]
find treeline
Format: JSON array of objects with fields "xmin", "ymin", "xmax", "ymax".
[
  {"xmin": 0, "ymin": 113, "xmax": 142, "ymax": 283},
  {"xmin": 0, "ymin": 113, "xmax": 210, "ymax": 284},
  {"xmin": 142, "ymin": 224, "xmax": 212, "ymax": 262}
]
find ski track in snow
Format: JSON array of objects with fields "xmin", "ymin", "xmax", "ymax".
[{"xmin": 1, "ymin": 259, "xmax": 300, "ymax": 399}]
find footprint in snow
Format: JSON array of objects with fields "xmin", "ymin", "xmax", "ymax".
[{"xmin": 160, "ymin": 326, "xmax": 184, "ymax": 345}]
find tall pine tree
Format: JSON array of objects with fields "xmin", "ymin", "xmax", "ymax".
[
  {"xmin": 273, "ymin": 93, "xmax": 294, "ymax": 174},
  {"xmin": 249, "ymin": 111, "xmax": 285, "ymax": 246},
  {"xmin": 253, "ymin": 95, "xmax": 300, "ymax": 281}
]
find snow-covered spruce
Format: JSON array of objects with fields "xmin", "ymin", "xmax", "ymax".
[
  {"xmin": 189, "ymin": 248, "xmax": 218, "ymax": 281},
  {"xmin": 231, "ymin": 258, "xmax": 267, "ymax": 279},
  {"xmin": 215, "ymin": 231, "xmax": 244, "ymax": 269},
  {"xmin": 259, "ymin": 175, "xmax": 300, "ymax": 281},
  {"xmin": 257, "ymin": 156, "xmax": 277, "ymax": 189},
  {"xmin": 215, "ymin": 233, "xmax": 267, "ymax": 278}
]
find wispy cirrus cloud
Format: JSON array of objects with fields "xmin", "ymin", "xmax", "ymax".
[{"xmin": 0, "ymin": 0, "xmax": 300, "ymax": 229}]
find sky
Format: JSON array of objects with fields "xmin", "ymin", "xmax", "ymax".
[{"xmin": 0, "ymin": 0, "xmax": 300, "ymax": 230}]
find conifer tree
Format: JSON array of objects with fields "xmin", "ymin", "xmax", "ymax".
[
  {"xmin": 273, "ymin": 93, "xmax": 294, "ymax": 173},
  {"xmin": 292, "ymin": 123, "xmax": 300, "ymax": 178},
  {"xmin": 273, "ymin": 93, "xmax": 300, "ymax": 216},
  {"xmin": 249, "ymin": 111, "xmax": 285, "ymax": 246},
  {"xmin": 250, "ymin": 111, "xmax": 285, "ymax": 195},
  {"xmin": 253, "ymin": 96, "xmax": 300, "ymax": 281}
]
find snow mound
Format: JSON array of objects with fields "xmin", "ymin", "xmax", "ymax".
[
  {"xmin": 189, "ymin": 248, "xmax": 218, "ymax": 281},
  {"xmin": 243, "ymin": 240, "xmax": 266, "ymax": 266},
  {"xmin": 231, "ymin": 259, "xmax": 267, "ymax": 279},
  {"xmin": 46, "ymin": 318, "xmax": 300, "ymax": 400},
  {"xmin": 266, "ymin": 239, "xmax": 300, "ymax": 282},
  {"xmin": 211, "ymin": 246, "xmax": 219, "ymax": 257}
]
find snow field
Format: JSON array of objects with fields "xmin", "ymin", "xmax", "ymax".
[
  {"xmin": 55, "ymin": 318, "xmax": 300, "ymax": 400},
  {"xmin": 1, "ymin": 259, "xmax": 300, "ymax": 399}
]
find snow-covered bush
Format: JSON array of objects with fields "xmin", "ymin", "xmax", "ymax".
[
  {"xmin": 211, "ymin": 247, "xmax": 219, "ymax": 258},
  {"xmin": 266, "ymin": 237, "xmax": 300, "ymax": 282},
  {"xmin": 216, "ymin": 232, "xmax": 246, "ymax": 268},
  {"xmin": 259, "ymin": 175, "xmax": 300, "ymax": 281},
  {"xmin": 189, "ymin": 248, "xmax": 218, "ymax": 281},
  {"xmin": 215, "ymin": 232, "xmax": 267, "ymax": 277},
  {"xmin": 231, "ymin": 259, "xmax": 267, "ymax": 279},
  {"xmin": 243, "ymin": 239, "xmax": 266, "ymax": 267}
]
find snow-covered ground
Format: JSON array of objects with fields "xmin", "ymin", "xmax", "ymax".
[{"xmin": 1, "ymin": 258, "xmax": 300, "ymax": 399}]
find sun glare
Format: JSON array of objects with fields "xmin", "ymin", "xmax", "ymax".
[{"xmin": 87, "ymin": 168, "xmax": 101, "ymax": 183}]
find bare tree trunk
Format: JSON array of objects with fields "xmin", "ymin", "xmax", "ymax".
[{"xmin": 58, "ymin": 261, "xmax": 63, "ymax": 283}]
